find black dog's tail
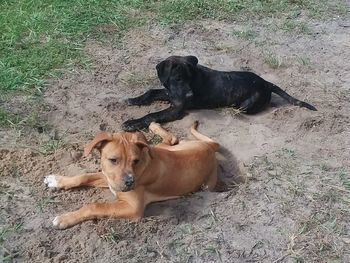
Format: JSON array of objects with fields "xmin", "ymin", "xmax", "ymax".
[{"xmin": 268, "ymin": 82, "xmax": 317, "ymax": 111}]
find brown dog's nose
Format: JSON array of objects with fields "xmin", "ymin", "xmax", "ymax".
[{"xmin": 123, "ymin": 174, "xmax": 134, "ymax": 188}]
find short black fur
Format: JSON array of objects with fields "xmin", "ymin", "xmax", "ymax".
[{"xmin": 123, "ymin": 55, "xmax": 316, "ymax": 131}]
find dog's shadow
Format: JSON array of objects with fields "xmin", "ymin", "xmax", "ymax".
[
  {"xmin": 144, "ymin": 146, "xmax": 244, "ymax": 222},
  {"xmin": 144, "ymin": 191, "xmax": 218, "ymax": 222},
  {"xmin": 217, "ymin": 146, "xmax": 245, "ymax": 185}
]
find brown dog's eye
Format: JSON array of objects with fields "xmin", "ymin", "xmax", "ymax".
[
  {"xmin": 109, "ymin": 158, "xmax": 119, "ymax": 165},
  {"xmin": 133, "ymin": 159, "xmax": 139, "ymax": 165}
]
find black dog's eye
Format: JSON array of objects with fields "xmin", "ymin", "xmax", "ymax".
[
  {"xmin": 174, "ymin": 76, "xmax": 182, "ymax": 81},
  {"xmin": 133, "ymin": 159, "xmax": 140, "ymax": 165},
  {"xmin": 109, "ymin": 158, "xmax": 119, "ymax": 165}
]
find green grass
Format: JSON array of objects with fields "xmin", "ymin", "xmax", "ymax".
[
  {"xmin": 0, "ymin": 0, "xmax": 151, "ymax": 93},
  {"xmin": 0, "ymin": 0, "xmax": 348, "ymax": 95},
  {"xmin": 281, "ymin": 20, "xmax": 311, "ymax": 34},
  {"xmin": 0, "ymin": 102, "xmax": 47, "ymax": 130},
  {"xmin": 0, "ymin": 108, "xmax": 20, "ymax": 127},
  {"xmin": 0, "ymin": 223, "xmax": 22, "ymax": 261},
  {"xmin": 264, "ymin": 52, "xmax": 285, "ymax": 69},
  {"xmin": 339, "ymin": 171, "xmax": 350, "ymax": 191},
  {"xmin": 247, "ymin": 151, "xmax": 350, "ymax": 262},
  {"xmin": 149, "ymin": 134, "xmax": 163, "ymax": 145},
  {"xmin": 297, "ymin": 56, "xmax": 312, "ymax": 68},
  {"xmin": 157, "ymin": 0, "xmax": 348, "ymax": 25},
  {"xmin": 157, "ymin": 0, "xmax": 245, "ymax": 25},
  {"xmin": 40, "ymin": 135, "xmax": 66, "ymax": 155},
  {"xmin": 100, "ymin": 227, "xmax": 122, "ymax": 244},
  {"xmin": 36, "ymin": 197, "xmax": 58, "ymax": 212},
  {"xmin": 232, "ymin": 29, "xmax": 257, "ymax": 40}
]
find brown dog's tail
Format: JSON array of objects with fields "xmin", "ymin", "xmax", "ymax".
[
  {"xmin": 190, "ymin": 121, "xmax": 220, "ymax": 152},
  {"xmin": 268, "ymin": 82, "xmax": 317, "ymax": 111}
]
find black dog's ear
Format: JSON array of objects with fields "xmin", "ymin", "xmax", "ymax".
[
  {"xmin": 156, "ymin": 61, "xmax": 172, "ymax": 85},
  {"xmin": 185, "ymin": 56, "xmax": 198, "ymax": 66}
]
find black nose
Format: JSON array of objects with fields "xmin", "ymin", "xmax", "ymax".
[{"xmin": 123, "ymin": 175, "xmax": 134, "ymax": 187}]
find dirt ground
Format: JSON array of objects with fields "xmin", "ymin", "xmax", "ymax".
[{"xmin": 1, "ymin": 17, "xmax": 350, "ymax": 262}]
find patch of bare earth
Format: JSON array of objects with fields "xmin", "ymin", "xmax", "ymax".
[{"xmin": 1, "ymin": 17, "xmax": 350, "ymax": 262}]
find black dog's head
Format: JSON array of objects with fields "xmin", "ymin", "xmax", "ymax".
[{"xmin": 156, "ymin": 56, "xmax": 198, "ymax": 102}]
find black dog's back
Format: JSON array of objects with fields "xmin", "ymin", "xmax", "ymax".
[{"xmin": 190, "ymin": 65, "xmax": 316, "ymax": 113}]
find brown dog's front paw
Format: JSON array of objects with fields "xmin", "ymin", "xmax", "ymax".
[
  {"xmin": 52, "ymin": 214, "xmax": 74, "ymax": 229},
  {"xmin": 52, "ymin": 216, "xmax": 66, "ymax": 229},
  {"xmin": 44, "ymin": 174, "xmax": 62, "ymax": 188}
]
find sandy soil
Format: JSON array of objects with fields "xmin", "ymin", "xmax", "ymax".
[{"xmin": 1, "ymin": 17, "xmax": 350, "ymax": 262}]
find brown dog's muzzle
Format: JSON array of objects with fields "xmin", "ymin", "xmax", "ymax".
[{"xmin": 121, "ymin": 174, "xmax": 135, "ymax": 192}]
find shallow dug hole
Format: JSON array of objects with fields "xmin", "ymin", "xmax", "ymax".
[{"xmin": 1, "ymin": 20, "xmax": 350, "ymax": 262}]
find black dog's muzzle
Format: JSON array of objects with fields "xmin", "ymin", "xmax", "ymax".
[{"xmin": 185, "ymin": 90, "xmax": 194, "ymax": 99}]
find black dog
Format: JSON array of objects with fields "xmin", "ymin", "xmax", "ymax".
[{"xmin": 122, "ymin": 55, "xmax": 316, "ymax": 131}]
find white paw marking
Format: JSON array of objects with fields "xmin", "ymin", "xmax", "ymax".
[
  {"xmin": 44, "ymin": 174, "xmax": 58, "ymax": 188},
  {"xmin": 52, "ymin": 216, "xmax": 60, "ymax": 226}
]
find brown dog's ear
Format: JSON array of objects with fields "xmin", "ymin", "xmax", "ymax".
[
  {"xmin": 135, "ymin": 141, "xmax": 152, "ymax": 158},
  {"xmin": 185, "ymin": 56, "xmax": 198, "ymax": 66},
  {"xmin": 156, "ymin": 60, "xmax": 172, "ymax": 85},
  {"xmin": 84, "ymin": 132, "xmax": 113, "ymax": 157},
  {"xmin": 131, "ymin": 132, "xmax": 148, "ymax": 144},
  {"xmin": 135, "ymin": 141, "xmax": 149, "ymax": 150}
]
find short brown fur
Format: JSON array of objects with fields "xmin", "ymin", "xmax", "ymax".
[{"xmin": 45, "ymin": 122, "xmax": 222, "ymax": 229}]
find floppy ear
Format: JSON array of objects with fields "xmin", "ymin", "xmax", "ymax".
[
  {"xmin": 84, "ymin": 132, "xmax": 113, "ymax": 157},
  {"xmin": 185, "ymin": 56, "xmax": 198, "ymax": 66},
  {"xmin": 135, "ymin": 141, "xmax": 152, "ymax": 158},
  {"xmin": 130, "ymin": 132, "xmax": 148, "ymax": 144},
  {"xmin": 135, "ymin": 141, "xmax": 149, "ymax": 150},
  {"xmin": 156, "ymin": 60, "xmax": 172, "ymax": 85}
]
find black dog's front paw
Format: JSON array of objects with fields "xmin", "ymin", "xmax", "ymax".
[
  {"xmin": 122, "ymin": 119, "xmax": 147, "ymax": 131},
  {"xmin": 127, "ymin": 98, "xmax": 142, "ymax": 106}
]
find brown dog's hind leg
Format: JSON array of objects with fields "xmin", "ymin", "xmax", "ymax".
[
  {"xmin": 190, "ymin": 121, "xmax": 220, "ymax": 151},
  {"xmin": 149, "ymin": 122, "xmax": 179, "ymax": 145},
  {"xmin": 44, "ymin": 172, "xmax": 108, "ymax": 190},
  {"xmin": 205, "ymin": 164, "xmax": 219, "ymax": 192},
  {"xmin": 206, "ymin": 169, "xmax": 228, "ymax": 192}
]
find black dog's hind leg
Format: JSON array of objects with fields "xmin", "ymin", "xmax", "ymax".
[
  {"xmin": 236, "ymin": 93, "xmax": 260, "ymax": 113},
  {"xmin": 238, "ymin": 92, "xmax": 270, "ymax": 114},
  {"xmin": 127, "ymin": 89, "xmax": 169, "ymax": 106},
  {"xmin": 122, "ymin": 105, "xmax": 185, "ymax": 131}
]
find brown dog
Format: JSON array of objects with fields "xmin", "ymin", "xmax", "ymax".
[{"xmin": 44, "ymin": 122, "xmax": 222, "ymax": 229}]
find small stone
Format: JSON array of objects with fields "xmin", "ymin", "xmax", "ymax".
[
  {"xmin": 70, "ymin": 150, "xmax": 82, "ymax": 161},
  {"xmin": 246, "ymin": 172, "xmax": 253, "ymax": 179},
  {"xmin": 268, "ymin": 170, "xmax": 278, "ymax": 176},
  {"xmin": 99, "ymin": 122, "xmax": 107, "ymax": 131},
  {"xmin": 343, "ymin": 237, "xmax": 350, "ymax": 244}
]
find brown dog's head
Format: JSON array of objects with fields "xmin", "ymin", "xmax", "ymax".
[
  {"xmin": 156, "ymin": 55, "xmax": 198, "ymax": 101},
  {"xmin": 84, "ymin": 132, "xmax": 151, "ymax": 194}
]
